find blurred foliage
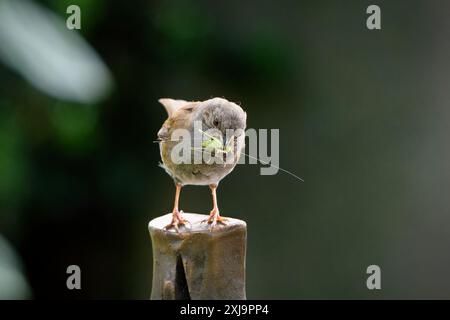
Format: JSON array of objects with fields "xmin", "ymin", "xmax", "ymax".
[
  {"xmin": 0, "ymin": 235, "xmax": 31, "ymax": 299},
  {"xmin": 0, "ymin": 103, "xmax": 28, "ymax": 212},
  {"xmin": 0, "ymin": 0, "xmax": 112, "ymax": 103},
  {"xmin": 49, "ymin": 103, "xmax": 99, "ymax": 154},
  {"xmin": 1, "ymin": 0, "xmax": 450, "ymax": 299}
]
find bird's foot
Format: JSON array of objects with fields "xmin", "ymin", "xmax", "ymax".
[
  {"xmin": 164, "ymin": 210, "xmax": 191, "ymax": 232},
  {"xmin": 201, "ymin": 210, "xmax": 228, "ymax": 230}
]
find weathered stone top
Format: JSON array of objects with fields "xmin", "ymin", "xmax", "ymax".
[
  {"xmin": 148, "ymin": 213, "xmax": 246, "ymax": 235},
  {"xmin": 149, "ymin": 212, "xmax": 247, "ymax": 299}
]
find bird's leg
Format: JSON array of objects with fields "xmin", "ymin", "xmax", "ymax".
[
  {"xmin": 164, "ymin": 184, "xmax": 190, "ymax": 232},
  {"xmin": 202, "ymin": 184, "xmax": 228, "ymax": 228}
]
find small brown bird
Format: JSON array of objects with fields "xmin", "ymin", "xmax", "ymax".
[{"xmin": 157, "ymin": 97, "xmax": 247, "ymax": 231}]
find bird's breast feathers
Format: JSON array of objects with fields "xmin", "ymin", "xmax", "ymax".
[{"xmin": 156, "ymin": 97, "xmax": 246, "ymax": 186}]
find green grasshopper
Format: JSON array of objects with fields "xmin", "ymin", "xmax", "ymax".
[
  {"xmin": 200, "ymin": 129, "xmax": 233, "ymax": 153},
  {"xmin": 191, "ymin": 129, "xmax": 234, "ymax": 166}
]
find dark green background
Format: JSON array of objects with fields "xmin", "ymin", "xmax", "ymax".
[{"xmin": 1, "ymin": 0, "xmax": 450, "ymax": 299}]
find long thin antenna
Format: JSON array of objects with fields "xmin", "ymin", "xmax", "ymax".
[
  {"xmin": 240, "ymin": 152, "xmax": 304, "ymax": 182},
  {"xmin": 193, "ymin": 147, "xmax": 305, "ymax": 182},
  {"xmin": 198, "ymin": 129, "xmax": 222, "ymax": 143}
]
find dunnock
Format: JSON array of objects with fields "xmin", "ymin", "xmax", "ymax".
[{"xmin": 157, "ymin": 97, "xmax": 247, "ymax": 231}]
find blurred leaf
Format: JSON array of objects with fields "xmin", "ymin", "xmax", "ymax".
[
  {"xmin": 0, "ymin": 234, "xmax": 31, "ymax": 299},
  {"xmin": 0, "ymin": 0, "xmax": 112, "ymax": 103}
]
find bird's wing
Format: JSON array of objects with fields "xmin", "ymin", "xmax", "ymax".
[
  {"xmin": 158, "ymin": 98, "xmax": 199, "ymax": 118},
  {"xmin": 157, "ymin": 100, "xmax": 199, "ymax": 141}
]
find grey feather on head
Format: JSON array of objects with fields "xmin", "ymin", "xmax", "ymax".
[{"xmin": 199, "ymin": 98, "xmax": 247, "ymax": 136}]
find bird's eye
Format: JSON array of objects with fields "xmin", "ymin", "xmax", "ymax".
[{"xmin": 213, "ymin": 119, "xmax": 219, "ymax": 127}]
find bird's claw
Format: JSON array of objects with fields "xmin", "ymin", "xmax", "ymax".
[
  {"xmin": 201, "ymin": 212, "xmax": 228, "ymax": 231},
  {"xmin": 164, "ymin": 211, "xmax": 191, "ymax": 232}
]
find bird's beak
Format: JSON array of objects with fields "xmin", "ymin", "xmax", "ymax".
[
  {"xmin": 223, "ymin": 135, "xmax": 234, "ymax": 150},
  {"xmin": 223, "ymin": 136, "xmax": 228, "ymax": 149}
]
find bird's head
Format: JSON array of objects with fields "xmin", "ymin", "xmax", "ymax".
[{"xmin": 200, "ymin": 98, "xmax": 247, "ymax": 147}]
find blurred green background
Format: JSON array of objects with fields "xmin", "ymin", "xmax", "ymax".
[{"xmin": 1, "ymin": 0, "xmax": 450, "ymax": 299}]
